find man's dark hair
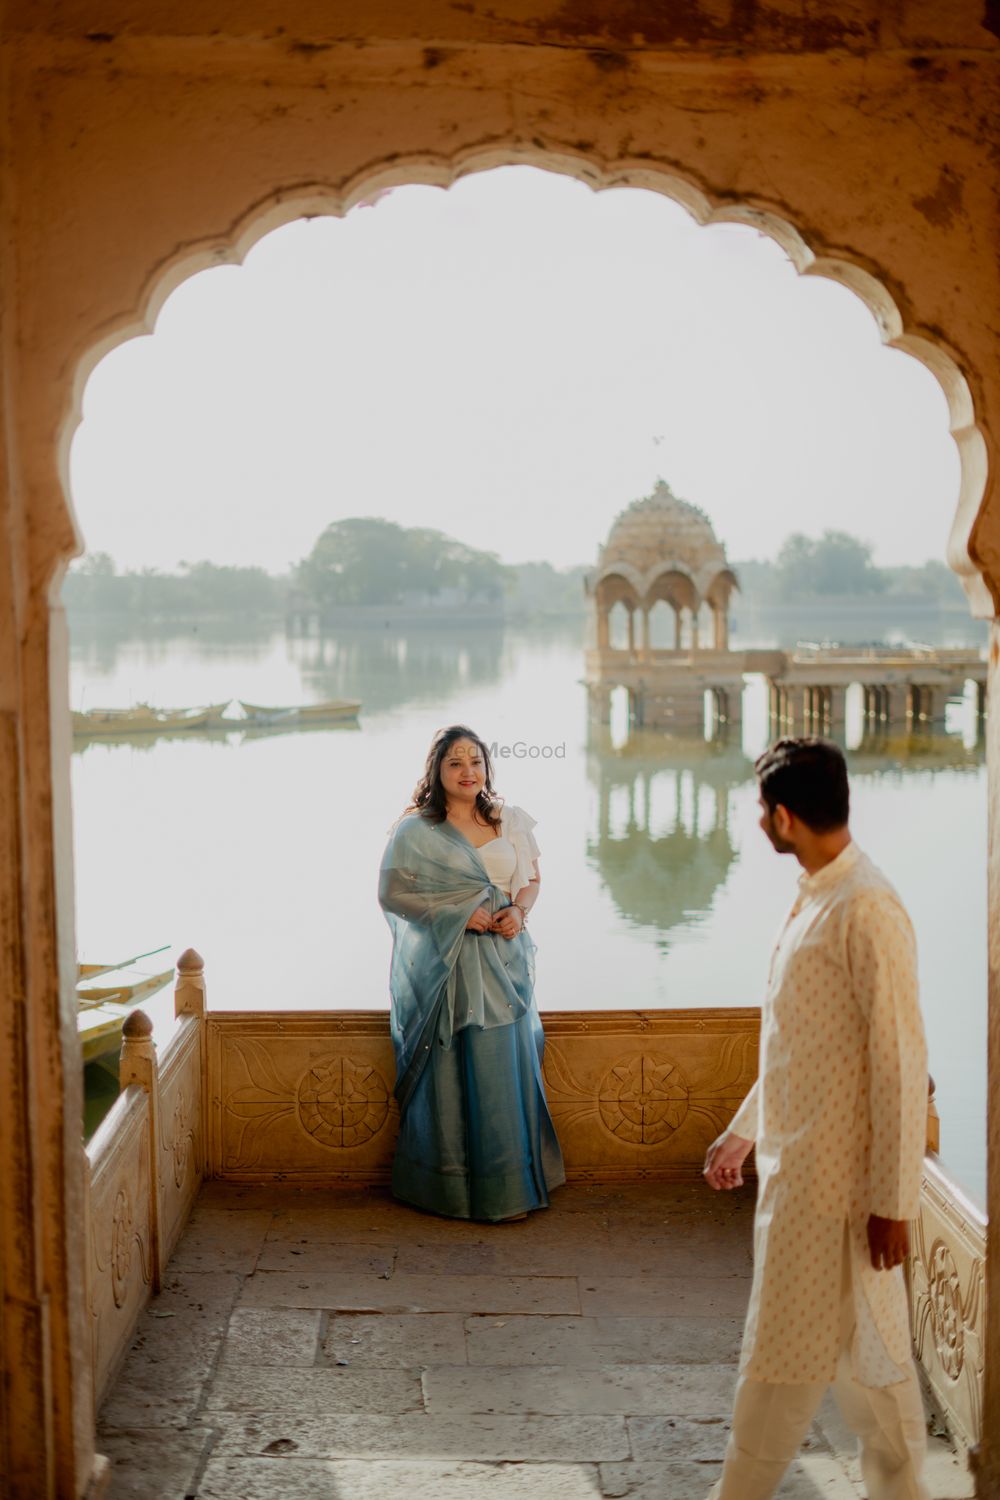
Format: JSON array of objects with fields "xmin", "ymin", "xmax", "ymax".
[{"xmin": 754, "ymin": 737, "xmax": 849, "ymax": 832}]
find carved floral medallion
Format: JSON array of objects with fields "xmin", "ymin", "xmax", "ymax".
[{"xmin": 296, "ymin": 1057, "xmax": 390, "ymax": 1148}]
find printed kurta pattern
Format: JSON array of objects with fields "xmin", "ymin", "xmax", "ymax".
[{"xmin": 729, "ymin": 842, "xmax": 928, "ymax": 1386}]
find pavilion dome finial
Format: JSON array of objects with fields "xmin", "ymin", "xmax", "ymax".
[{"xmin": 597, "ymin": 481, "xmax": 729, "ymax": 576}]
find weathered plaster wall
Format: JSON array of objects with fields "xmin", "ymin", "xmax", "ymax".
[
  {"xmin": 0, "ymin": 4, "xmax": 998, "ymax": 1495},
  {"xmin": 1, "ymin": 5, "xmax": 997, "ymax": 599}
]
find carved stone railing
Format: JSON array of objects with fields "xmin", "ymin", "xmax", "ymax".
[
  {"xmin": 909, "ymin": 1091, "xmax": 987, "ymax": 1456},
  {"xmin": 83, "ymin": 950, "xmax": 206, "ymax": 1405},
  {"xmin": 204, "ymin": 1007, "xmax": 760, "ymax": 1181}
]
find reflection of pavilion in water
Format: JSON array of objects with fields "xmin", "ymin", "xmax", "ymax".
[
  {"xmin": 587, "ymin": 721, "xmax": 984, "ymax": 942},
  {"xmin": 587, "ymin": 726, "xmax": 753, "ymax": 940}
]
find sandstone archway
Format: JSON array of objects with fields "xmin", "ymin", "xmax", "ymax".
[{"xmin": 3, "ymin": 17, "xmax": 998, "ymax": 1495}]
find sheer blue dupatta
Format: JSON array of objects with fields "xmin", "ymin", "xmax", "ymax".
[{"xmin": 378, "ymin": 813, "xmax": 502, "ymax": 1114}]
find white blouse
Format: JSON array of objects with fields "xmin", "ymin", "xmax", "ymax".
[{"xmin": 478, "ymin": 805, "xmax": 540, "ymax": 897}]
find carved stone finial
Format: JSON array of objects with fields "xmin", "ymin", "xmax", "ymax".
[
  {"xmin": 177, "ymin": 948, "xmax": 204, "ymax": 973},
  {"xmin": 122, "ymin": 1008, "xmax": 154, "ymax": 1040}
]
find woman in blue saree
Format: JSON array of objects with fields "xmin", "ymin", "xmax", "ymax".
[{"xmin": 378, "ymin": 724, "xmax": 565, "ymax": 1221}]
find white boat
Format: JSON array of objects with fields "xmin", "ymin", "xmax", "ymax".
[{"xmin": 237, "ymin": 698, "xmax": 361, "ymax": 725}]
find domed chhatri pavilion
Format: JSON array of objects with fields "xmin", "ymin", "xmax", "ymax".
[{"xmin": 584, "ymin": 482, "xmax": 744, "ymax": 733}]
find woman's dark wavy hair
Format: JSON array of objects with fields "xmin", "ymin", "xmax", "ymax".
[
  {"xmin": 409, "ymin": 724, "xmax": 503, "ymax": 830},
  {"xmin": 755, "ymin": 736, "xmax": 849, "ymax": 832}
]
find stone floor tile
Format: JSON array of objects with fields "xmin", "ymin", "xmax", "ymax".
[
  {"xmin": 580, "ymin": 1276, "xmax": 750, "ymax": 1318},
  {"xmin": 266, "ymin": 1199, "xmax": 488, "ymax": 1244},
  {"xmin": 199, "ymin": 1182, "xmax": 376, "ymax": 1214},
  {"xmin": 167, "ymin": 1206, "xmax": 274, "ymax": 1274},
  {"xmin": 599, "ymin": 1461, "xmax": 724, "ymax": 1499},
  {"xmin": 599, "ymin": 1456, "xmax": 859, "ymax": 1498},
  {"xmin": 154, "ymin": 1269, "xmax": 244, "ymax": 1310},
  {"xmin": 625, "ymin": 1414, "xmax": 733, "ymax": 1462},
  {"xmin": 323, "ymin": 1312, "xmax": 468, "ymax": 1367},
  {"xmin": 626, "ymin": 1416, "xmax": 832, "ymax": 1464},
  {"xmin": 423, "ymin": 1363, "xmax": 737, "ymax": 1416},
  {"xmin": 465, "ymin": 1314, "xmax": 745, "ymax": 1368},
  {"xmin": 238, "ymin": 1270, "xmax": 581, "ymax": 1314},
  {"xmin": 206, "ymin": 1364, "xmax": 423, "ymax": 1414},
  {"xmin": 221, "ymin": 1308, "xmax": 323, "ymax": 1366},
  {"xmin": 198, "ymin": 1457, "xmax": 606, "ymax": 1498},
  {"xmin": 99, "ymin": 1356, "xmax": 214, "ymax": 1430},
  {"xmin": 211, "ymin": 1411, "xmax": 631, "ymax": 1462},
  {"xmin": 255, "ymin": 1239, "xmax": 395, "ymax": 1275},
  {"xmin": 920, "ymin": 1440, "xmax": 976, "ymax": 1499},
  {"xmin": 95, "ymin": 1427, "xmax": 214, "ymax": 1498},
  {"xmin": 394, "ymin": 1236, "xmax": 751, "ymax": 1279}
]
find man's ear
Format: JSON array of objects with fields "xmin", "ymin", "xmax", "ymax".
[{"xmin": 773, "ymin": 803, "xmax": 794, "ymax": 838}]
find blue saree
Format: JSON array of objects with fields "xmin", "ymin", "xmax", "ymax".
[{"xmin": 378, "ymin": 812, "xmax": 565, "ymax": 1220}]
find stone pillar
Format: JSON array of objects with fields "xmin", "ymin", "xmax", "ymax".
[
  {"xmin": 0, "ymin": 549, "xmax": 101, "ymax": 1494},
  {"xmin": 975, "ymin": 621, "xmax": 1000, "ymax": 1497},
  {"xmin": 713, "ymin": 604, "xmax": 729, "ymax": 651},
  {"xmin": 596, "ymin": 606, "xmax": 610, "ymax": 651},
  {"xmin": 639, "ymin": 607, "xmax": 650, "ymax": 662},
  {"xmin": 674, "ymin": 607, "xmax": 682, "ymax": 650},
  {"xmin": 118, "ymin": 1010, "xmax": 163, "ymax": 1291},
  {"xmin": 828, "ymin": 686, "xmax": 848, "ymax": 736},
  {"xmin": 588, "ymin": 684, "xmax": 612, "ymax": 724},
  {"xmin": 627, "ymin": 608, "xmax": 636, "ymax": 654},
  {"xmin": 690, "ymin": 609, "xmax": 700, "ymax": 652}
]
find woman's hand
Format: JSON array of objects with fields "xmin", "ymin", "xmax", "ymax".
[
  {"xmin": 492, "ymin": 904, "xmax": 524, "ymax": 940},
  {"xmin": 465, "ymin": 906, "xmax": 494, "ymax": 933}
]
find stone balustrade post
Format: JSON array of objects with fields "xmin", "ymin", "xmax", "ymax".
[
  {"xmin": 174, "ymin": 948, "xmax": 206, "ymax": 1018},
  {"xmin": 175, "ymin": 949, "xmax": 207, "ymax": 1179},
  {"xmin": 118, "ymin": 1009, "xmax": 162, "ymax": 1291}
]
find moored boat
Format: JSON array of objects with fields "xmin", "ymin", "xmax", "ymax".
[
  {"xmin": 77, "ymin": 956, "xmax": 173, "ymax": 1065},
  {"xmin": 237, "ymin": 697, "xmax": 362, "ymax": 724},
  {"xmin": 77, "ymin": 945, "xmax": 169, "ymax": 982},
  {"xmin": 77, "ymin": 967, "xmax": 174, "ymax": 1009},
  {"xmin": 72, "ymin": 702, "xmax": 231, "ymax": 736}
]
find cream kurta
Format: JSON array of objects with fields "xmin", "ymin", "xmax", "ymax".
[{"xmin": 729, "ymin": 841, "xmax": 927, "ymax": 1387}]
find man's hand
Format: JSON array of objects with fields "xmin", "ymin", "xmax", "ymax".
[
  {"xmin": 703, "ymin": 1131, "xmax": 754, "ymax": 1191},
  {"xmin": 867, "ymin": 1214, "xmax": 910, "ymax": 1270}
]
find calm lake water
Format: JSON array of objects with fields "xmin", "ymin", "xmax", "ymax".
[{"xmin": 69, "ymin": 609, "xmax": 988, "ymax": 1202}]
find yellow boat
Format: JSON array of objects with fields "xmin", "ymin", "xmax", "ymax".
[
  {"xmin": 72, "ymin": 702, "xmax": 231, "ymax": 736},
  {"xmin": 77, "ymin": 967, "xmax": 173, "ymax": 1010},
  {"xmin": 77, "ymin": 945, "xmax": 169, "ymax": 982},
  {"xmin": 77, "ymin": 952, "xmax": 173, "ymax": 1064},
  {"xmin": 238, "ymin": 698, "xmax": 361, "ymax": 725}
]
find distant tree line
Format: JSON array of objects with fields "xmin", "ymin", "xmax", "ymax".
[
  {"xmin": 63, "ymin": 521, "xmax": 964, "ymax": 622},
  {"xmin": 63, "ymin": 555, "xmax": 285, "ymax": 616},
  {"xmin": 733, "ymin": 530, "xmax": 965, "ymax": 606},
  {"xmin": 63, "ymin": 519, "xmax": 590, "ymax": 620}
]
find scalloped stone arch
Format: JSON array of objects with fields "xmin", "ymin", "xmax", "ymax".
[{"xmin": 56, "ymin": 147, "xmax": 990, "ymax": 616}]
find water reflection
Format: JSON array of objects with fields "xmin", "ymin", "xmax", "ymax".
[
  {"xmin": 289, "ymin": 628, "xmax": 507, "ymax": 716},
  {"xmin": 587, "ymin": 716, "xmax": 984, "ymax": 946},
  {"xmin": 586, "ymin": 727, "xmax": 753, "ymax": 944}
]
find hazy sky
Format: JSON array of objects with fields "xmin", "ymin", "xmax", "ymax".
[{"xmin": 70, "ymin": 166, "xmax": 960, "ymax": 575}]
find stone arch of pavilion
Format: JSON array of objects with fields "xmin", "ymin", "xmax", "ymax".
[
  {"xmin": 3, "ymin": 11, "xmax": 999, "ymax": 1496},
  {"xmin": 50, "ymin": 152, "xmax": 988, "ymax": 614}
]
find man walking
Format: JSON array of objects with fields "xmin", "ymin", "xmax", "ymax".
[{"xmin": 703, "ymin": 737, "xmax": 929, "ymax": 1500}]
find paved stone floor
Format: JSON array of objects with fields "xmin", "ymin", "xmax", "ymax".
[{"xmin": 98, "ymin": 1181, "xmax": 974, "ymax": 1499}]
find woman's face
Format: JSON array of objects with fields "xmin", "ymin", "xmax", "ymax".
[{"xmin": 438, "ymin": 737, "xmax": 486, "ymax": 807}]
